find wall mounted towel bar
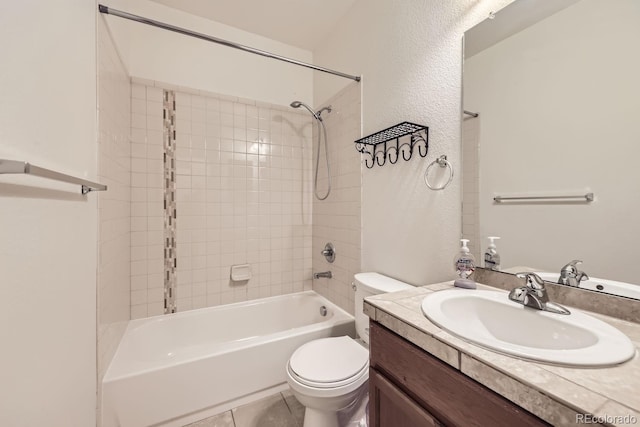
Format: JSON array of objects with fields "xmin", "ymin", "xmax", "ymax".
[
  {"xmin": 0, "ymin": 159, "xmax": 107, "ymax": 194},
  {"xmin": 494, "ymin": 193, "xmax": 594, "ymax": 203}
]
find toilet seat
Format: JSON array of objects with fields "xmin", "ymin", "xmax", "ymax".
[
  {"xmin": 287, "ymin": 336, "xmax": 369, "ymax": 396},
  {"xmin": 288, "ymin": 361, "xmax": 368, "ymax": 389}
]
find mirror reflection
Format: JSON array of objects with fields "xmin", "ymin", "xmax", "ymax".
[{"xmin": 462, "ymin": 0, "xmax": 640, "ymax": 298}]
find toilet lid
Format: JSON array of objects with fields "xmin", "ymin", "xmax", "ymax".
[{"xmin": 289, "ymin": 336, "xmax": 369, "ymax": 384}]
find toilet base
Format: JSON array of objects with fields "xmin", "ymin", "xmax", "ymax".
[{"xmin": 303, "ymin": 407, "xmax": 339, "ymax": 427}]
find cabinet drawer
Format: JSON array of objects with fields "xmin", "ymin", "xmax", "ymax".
[{"xmin": 370, "ymin": 321, "xmax": 548, "ymax": 427}]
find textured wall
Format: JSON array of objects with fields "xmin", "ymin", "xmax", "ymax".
[
  {"xmin": 0, "ymin": 1, "xmax": 98, "ymax": 425},
  {"xmin": 313, "ymin": 0, "xmax": 513, "ymax": 286}
]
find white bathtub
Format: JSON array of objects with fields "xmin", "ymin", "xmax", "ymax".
[{"xmin": 102, "ymin": 291, "xmax": 355, "ymax": 427}]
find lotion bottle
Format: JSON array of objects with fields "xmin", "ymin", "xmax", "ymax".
[
  {"xmin": 453, "ymin": 239, "xmax": 476, "ymax": 289},
  {"xmin": 484, "ymin": 236, "xmax": 501, "ymax": 270}
]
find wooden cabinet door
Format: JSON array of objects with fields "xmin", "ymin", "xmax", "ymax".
[
  {"xmin": 370, "ymin": 322, "xmax": 549, "ymax": 427},
  {"xmin": 369, "ymin": 368, "xmax": 441, "ymax": 427}
]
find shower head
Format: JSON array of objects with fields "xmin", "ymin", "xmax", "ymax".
[{"xmin": 290, "ymin": 100, "xmax": 320, "ymax": 120}]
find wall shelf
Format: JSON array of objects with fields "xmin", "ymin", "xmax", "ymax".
[{"xmin": 354, "ymin": 122, "xmax": 429, "ymax": 168}]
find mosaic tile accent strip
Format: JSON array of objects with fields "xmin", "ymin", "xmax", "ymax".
[{"xmin": 163, "ymin": 90, "xmax": 177, "ymax": 314}]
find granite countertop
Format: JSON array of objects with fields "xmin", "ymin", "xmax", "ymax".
[{"xmin": 364, "ymin": 281, "xmax": 640, "ymax": 427}]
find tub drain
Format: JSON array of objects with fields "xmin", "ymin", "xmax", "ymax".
[{"xmin": 319, "ymin": 305, "xmax": 327, "ymax": 316}]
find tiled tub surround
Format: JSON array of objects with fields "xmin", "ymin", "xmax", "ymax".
[
  {"xmin": 163, "ymin": 90, "xmax": 178, "ymax": 314},
  {"xmin": 103, "ymin": 291, "xmax": 354, "ymax": 427},
  {"xmin": 365, "ymin": 282, "xmax": 640, "ymax": 427},
  {"xmin": 97, "ymin": 17, "xmax": 131, "ymax": 383},
  {"xmin": 130, "ymin": 80, "xmax": 313, "ymax": 318},
  {"xmin": 312, "ymin": 82, "xmax": 362, "ymax": 315},
  {"xmin": 461, "ymin": 116, "xmax": 480, "ymax": 261}
]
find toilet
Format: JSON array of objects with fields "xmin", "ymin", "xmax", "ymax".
[{"xmin": 286, "ymin": 272, "xmax": 413, "ymax": 427}]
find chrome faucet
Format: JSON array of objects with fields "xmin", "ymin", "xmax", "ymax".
[
  {"xmin": 558, "ymin": 260, "xmax": 589, "ymax": 287},
  {"xmin": 313, "ymin": 271, "xmax": 332, "ymax": 279},
  {"xmin": 509, "ymin": 272, "xmax": 570, "ymax": 315}
]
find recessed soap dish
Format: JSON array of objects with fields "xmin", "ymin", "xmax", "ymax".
[{"xmin": 230, "ymin": 264, "xmax": 251, "ymax": 281}]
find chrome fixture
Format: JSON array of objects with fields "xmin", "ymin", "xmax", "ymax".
[
  {"xmin": 424, "ymin": 155, "xmax": 454, "ymax": 191},
  {"xmin": 313, "ymin": 271, "xmax": 332, "ymax": 279},
  {"xmin": 317, "ymin": 106, "xmax": 332, "ymax": 118},
  {"xmin": 98, "ymin": 5, "xmax": 361, "ymax": 82},
  {"xmin": 321, "ymin": 242, "xmax": 336, "ymax": 263},
  {"xmin": 494, "ymin": 193, "xmax": 594, "ymax": 203},
  {"xmin": 290, "ymin": 101, "xmax": 332, "ymax": 200},
  {"xmin": 290, "ymin": 101, "xmax": 319, "ymax": 120},
  {"xmin": 319, "ymin": 306, "xmax": 327, "ymax": 317},
  {"xmin": 509, "ymin": 272, "xmax": 570, "ymax": 315},
  {"xmin": 0, "ymin": 158, "xmax": 107, "ymax": 194},
  {"xmin": 463, "ymin": 110, "xmax": 479, "ymax": 118},
  {"xmin": 559, "ymin": 260, "xmax": 589, "ymax": 287}
]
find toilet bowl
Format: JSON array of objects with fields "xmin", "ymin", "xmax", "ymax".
[
  {"xmin": 287, "ymin": 336, "xmax": 369, "ymax": 427},
  {"xmin": 286, "ymin": 273, "xmax": 413, "ymax": 427}
]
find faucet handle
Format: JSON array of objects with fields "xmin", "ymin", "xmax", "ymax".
[
  {"xmin": 561, "ymin": 259, "xmax": 583, "ymax": 273},
  {"xmin": 576, "ymin": 271, "xmax": 589, "ymax": 282},
  {"xmin": 515, "ymin": 272, "xmax": 545, "ymax": 290}
]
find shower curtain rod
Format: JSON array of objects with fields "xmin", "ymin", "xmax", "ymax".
[{"xmin": 98, "ymin": 5, "xmax": 361, "ymax": 82}]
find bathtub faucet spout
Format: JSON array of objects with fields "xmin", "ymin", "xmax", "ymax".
[{"xmin": 313, "ymin": 271, "xmax": 332, "ymax": 279}]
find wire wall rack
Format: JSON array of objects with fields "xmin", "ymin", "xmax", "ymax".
[{"xmin": 354, "ymin": 122, "xmax": 429, "ymax": 168}]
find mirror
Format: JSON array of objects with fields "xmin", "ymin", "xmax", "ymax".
[{"xmin": 462, "ymin": 0, "xmax": 640, "ymax": 296}]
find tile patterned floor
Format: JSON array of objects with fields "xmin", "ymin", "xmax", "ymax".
[{"xmin": 185, "ymin": 391, "xmax": 304, "ymax": 427}]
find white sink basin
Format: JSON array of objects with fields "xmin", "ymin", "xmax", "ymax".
[
  {"xmin": 535, "ymin": 272, "xmax": 640, "ymax": 300},
  {"xmin": 421, "ymin": 289, "xmax": 635, "ymax": 367}
]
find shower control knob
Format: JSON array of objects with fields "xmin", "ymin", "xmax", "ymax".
[{"xmin": 321, "ymin": 242, "xmax": 336, "ymax": 263}]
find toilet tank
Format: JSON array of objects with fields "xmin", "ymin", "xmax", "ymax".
[{"xmin": 354, "ymin": 272, "xmax": 413, "ymax": 344}]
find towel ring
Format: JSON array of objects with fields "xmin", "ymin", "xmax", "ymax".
[{"xmin": 424, "ymin": 155, "xmax": 454, "ymax": 191}]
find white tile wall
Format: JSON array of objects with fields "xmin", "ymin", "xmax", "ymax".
[
  {"xmin": 131, "ymin": 80, "xmax": 313, "ymax": 317},
  {"xmin": 130, "ymin": 84, "xmax": 166, "ymax": 318},
  {"xmin": 97, "ymin": 18, "xmax": 131, "ymax": 390},
  {"xmin": 312, "ymin": 82, "xmax": 362, "ymax": 315},
  {"xmin": 462, "ymin": 117, "xmax": 481, "ymax": 261}
]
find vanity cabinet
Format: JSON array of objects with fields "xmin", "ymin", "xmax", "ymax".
[{"xmin": 369, "ymin": 322, "xmax": 549, "ymax": 427}]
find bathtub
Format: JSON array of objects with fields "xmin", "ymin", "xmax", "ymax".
[{"xmin": 102, "ymin": 291, "xmax": 355, "ymax": 427}]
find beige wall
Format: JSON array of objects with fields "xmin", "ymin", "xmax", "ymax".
[
  {"xmin": 0, "ymin": 1, "xmax": 98, "ymax": 425},
  {"xmin": 102, "ymin": 0, "xmax": 314, "ymax": 107},
  {"xmin": 465, "ymin": 0, "xmax": 640, "ymax": 283},
  {"xmin": 314, "ymin": 0, "xmax": 513, "ymax": 286}
]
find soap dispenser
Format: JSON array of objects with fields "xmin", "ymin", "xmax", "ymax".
[
  {"xmin": 453, "ymin": 239, "xmax": 476, "ymax": 289},
  {"xmin": 484, "ymin": 236, "xmax": 501, "ymax": 271}
]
